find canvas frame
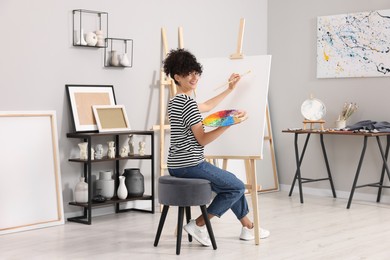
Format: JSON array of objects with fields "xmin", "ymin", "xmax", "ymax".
[
  {"xmin": 0, "ymin": 111, "xmax": 64, "ymax": 235},
  {"xmin": 66, "ymin": 84, "xmax": 116, "ymax": 132},
  {"xmin": 92, "ymin": 105, "xmax": 131, "ymax": 132}
]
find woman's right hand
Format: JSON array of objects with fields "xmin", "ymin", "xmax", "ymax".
[{"xmin": 228, "ymin": 73, "xmax": 241, "ymax": 90}]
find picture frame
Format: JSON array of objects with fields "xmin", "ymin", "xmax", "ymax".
[
  {"xmin": 92, "ymin": 105, "xmax": 131, "ymax": 132},
  {"xmin": 0, "ymin": 111, "xmax": 64, "ymax": 235},
  {"xmin": 66, "ymin": 85, "xmax": 116, "ymax": 132}
]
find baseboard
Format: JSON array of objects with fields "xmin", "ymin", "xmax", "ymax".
[{"xmin": 280, "ymin": 184, "xmax": 390, "ymax": 204}]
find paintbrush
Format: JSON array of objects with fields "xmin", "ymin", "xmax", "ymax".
[{"xmin": 213, "ymin": 70, "xmax": 252, "ymax": 91}]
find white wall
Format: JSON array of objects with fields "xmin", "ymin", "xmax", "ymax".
[
  {"xmin": 268, "ymin": 0, "xmax": 390, "ymax": 197},
  {"xmin": 0, "ymin": 0, "xmax": 267, "ymax": 216}
]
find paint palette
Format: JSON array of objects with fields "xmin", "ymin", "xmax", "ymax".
[{"xmin": 202, "ymin": 109, "xmax": 246, "ymax": 127}]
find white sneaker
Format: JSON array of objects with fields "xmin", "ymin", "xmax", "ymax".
[
  {"xmin": 183, "ymin": 219, "xmax": 212, "ymax": 247},
  {"xmin": 239, "ymin": 226, "xmax": 270, "ymax": 240}
]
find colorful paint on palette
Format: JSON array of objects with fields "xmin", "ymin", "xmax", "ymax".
[{"xmin": 203, "ymin": 109, "xmax": 241, "ymax": 127}]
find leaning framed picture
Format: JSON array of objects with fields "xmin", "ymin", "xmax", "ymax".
[
  {"xmin": 92, "ymin": 105, "xmax": 131, "ymax": 132},
  {"xmin": 66, "ymin": 85, "xmax": 116, "ymax": 132},
  {"xmin": 0, "ymin": 111, "xmax": 64, "ymax": 235}
]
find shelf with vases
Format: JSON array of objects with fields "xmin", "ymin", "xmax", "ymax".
[
  {"xmin": 104, "ymin": 38, "xmax": 134, "ymax": 68},
  {"xmin": 72, "ymin": 9, "xmax": 108, "ymax": 48},
  {"xmin": 66, "ymin": 130, "xmax": 155, "ymax": 225}
]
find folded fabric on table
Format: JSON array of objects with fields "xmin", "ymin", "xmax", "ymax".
[{"xmin": 347, "ymin": 120, "xmax": 390, "ymax": 132}]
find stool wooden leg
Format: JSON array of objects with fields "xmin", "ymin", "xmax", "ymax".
[
  {"xmin": 176, "ymin": 206, "xmax": 185, "ymax": 255},
  {"xmin": 185, "ymin": 207, "xmax": 192, "ymax": 242},
  {"xmin": 200, "ymin": 205, "xmax": 217, "ymax": 250},
  {"xmin": 154, "ymin": 205, "xmax": 169, "ymax": 247}
]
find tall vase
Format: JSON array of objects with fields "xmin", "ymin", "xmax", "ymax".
[
  {"xmin": 123, "ymin": 168, "xmax": 144, "ymax": 197},
  {"xmin": 74, "ymin": 177, "xmax": 88, "ymax": 203},
  {"xmin": 110, "ymin": 50, "xmax": 119, "ymax": 66},
  {"xmin": 75, "ymin": 28, "xmax": 87, "ymax": 46},
  {"xmin": 117, "ymin": 176, "xmax": 128, "ymax": 199}
]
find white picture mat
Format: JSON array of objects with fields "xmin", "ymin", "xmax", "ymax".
[
  {"xmin": 197, "ymin": 55, "xmax": 272, "ymax": 157},
  {"xmin": 0, "ymin": 111, "xmax": 64, "ymax": 235},
  {"xmin": 67, "ymin": 86, "xmax": 116, "ymax": 131}
]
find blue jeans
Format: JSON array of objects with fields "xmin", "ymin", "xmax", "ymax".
[{"xmin": 168, "ymin": 161, "xmax": 249, "ymax": 219}]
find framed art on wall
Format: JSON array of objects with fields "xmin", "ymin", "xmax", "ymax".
[
  {"xmin": 317, "ymin": 9, "xmax": 390, "ymax": 78},
  {"xmin": 66, "ymin": 85, "xmax": 116, "ymax": 132},
  {"xmin": 92, "ymin": 105, "xmax": 131, "ymax": 132}
]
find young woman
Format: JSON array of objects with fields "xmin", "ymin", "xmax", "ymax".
[{"xmin": 164, "ymin": 48, "xmax": 270, "ymax": 246}]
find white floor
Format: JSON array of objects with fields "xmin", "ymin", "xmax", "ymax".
[{"xmin": 2, "ymin": 191, "xmax": 390, "ymax": 259}]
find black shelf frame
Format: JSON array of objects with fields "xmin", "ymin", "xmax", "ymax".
[
  {"xmin": 104, "ymin": 37, "xmax": 134, "ymax": 68},
  {"xmin": 72, "ymin": 9, "xmax": 108, "ymax": 48},
  {"xmin": 67, "ymin": 130, "xmax": 155, "ymax": 225}
]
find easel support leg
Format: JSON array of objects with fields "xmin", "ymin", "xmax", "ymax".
[{"xmin": 245, "ymin": 159, "xmax": 260, "ymax": 245}]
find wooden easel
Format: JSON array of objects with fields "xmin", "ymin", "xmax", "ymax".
[
  {"xmin": 204, "ymin": 18, "xmax": 265, "ymax": 245},
  {"xmin": 154, "ymin": 21, "xmax": 277, "ymax": 245},
  {"xmin": 152, "ymin": 27, "xmax": 183, "ymax": 178},
  {"xmin": 303, "ymin": 119, "xmax": 325, "ymax": 130}
]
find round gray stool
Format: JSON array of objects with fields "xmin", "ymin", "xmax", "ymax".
[{"xmin": 153, "ymin": 175, "xmax": 217, "ymax": 255}]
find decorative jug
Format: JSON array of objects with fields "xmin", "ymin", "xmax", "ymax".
[
  {"xmin": 74, "ymin": 177, "xmax": 88, "ymax": 203},
  {"xmin": 123, "ymin": 168, "xmax": 144, "ymax": 197},
  {"xmin": 96, "ymin": 170, "xmax": 115, "ymax": 200}
]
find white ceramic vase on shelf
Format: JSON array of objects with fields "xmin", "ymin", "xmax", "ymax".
[
  {"xmin": 74, "ymin": 177, "xmax": 88, "ymax": 203},
  {"xmin": 110, "ymin": 50, "xmax": 119, "ymax": 66},
  {"xmin": 75, "ymin": 28, "xmax": 87, "ymax": 45},
  {"xmin": 95, "ymin": 30, "xmax": 105, "ymax": 47},
  {"xmin": 120, "ymin": 52, "xmax": 130, "ymax": 66},
  {"xmin": 117, "ymin": 176, "xmax": 128, "ymax": 199},
  {"xmin": 85, "ymin": 32, "xmax": 97, "ymax": 46},
  {"xmin": 96, "ymin": 170, "xmax": 114, "ymax": 200}
]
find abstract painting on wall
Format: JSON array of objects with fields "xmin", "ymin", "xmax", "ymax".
[{"xmin": 317, "ymin": 9, "xmax": 390, "ymax": 78}]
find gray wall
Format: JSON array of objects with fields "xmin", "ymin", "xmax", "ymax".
[
  {"xmin": 0, "ymin": 0, "xmax": 267, "ymax": 215},
  {"xmin": 269, "ymin": 0, "xmax": 390, "ymax": 198}
]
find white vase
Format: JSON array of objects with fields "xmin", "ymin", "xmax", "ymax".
[
  {"xmin": 85, "ymin": 32, "xmax": 97, "ymax": 46},
  {"xmin": 117, "ymin": 176, "xmax": 128, "ymax": 199},
  {"xmin": 96, "ymin": 171, "xmax": 114, "ymax": 200},
  {"xmin": 336, "ymin": 119, "xmax": 347, "ymax": 129},
  {"xmin": 110, "ymin": 50, "xmax": 119, "ymax": 66},
  {"xmin": 95, "ymin": 30, "xmax": 105, "ymax": 47},
  {"xmin": 120, "ymin": 52, "xmax": 130, "ymax": 66},
  {"xmin": 75, "ymin": 28, "xmax": 87, "ymax": 46},
  {"xmin": 74, "ymin": 177, "xmax": 88, "ymax": 203}
]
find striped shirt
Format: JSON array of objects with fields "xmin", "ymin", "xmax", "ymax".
[{"xmin": 167, "ymin": 94, "xmax": 204, "ymax": 168}]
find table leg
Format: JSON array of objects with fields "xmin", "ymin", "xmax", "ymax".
[
  {"xmin": 375, "ymin": 136, "xmax": 390, "ymax": 202},
  {"xmin": 320, "ymin": 134, "xmax": 337, "ymax": 198},
  {"xmin": 289, "ymin": 133, "xmax": 311, "ymax": 203},
  {"xmin": 347, "ymin": 136, "xmax": 368, "ymax": 209}
]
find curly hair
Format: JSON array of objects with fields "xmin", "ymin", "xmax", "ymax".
[{"xmin": 163, "ymin": 48, "xmax": 203, "ymax": 85}]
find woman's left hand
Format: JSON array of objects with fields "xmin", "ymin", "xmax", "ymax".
[{"xmin": 234, "ymin": 110, "xmax": 248, "ymax": 123}]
